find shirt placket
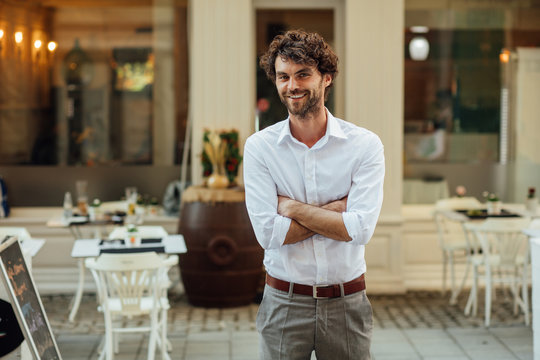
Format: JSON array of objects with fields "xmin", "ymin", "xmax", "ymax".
[{"xmin": 304, "ymin": 150, "xmax": 328, "ymax": 284}]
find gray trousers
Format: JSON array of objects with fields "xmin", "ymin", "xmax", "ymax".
[{"xmin": 256, "ymin": 284, "xmax": 373, "ymax": 360}]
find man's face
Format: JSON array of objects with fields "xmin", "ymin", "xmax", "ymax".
[{"xmin": 275, "ymin": 57, "xmax": 331, "ymax": 118}]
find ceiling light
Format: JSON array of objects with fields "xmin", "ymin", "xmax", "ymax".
[
  {"xmin": 409, "ymin": 36, "xmax": 430, "ymax": 61},
  {"xmin": 410, "ymin": 26, "xmax": 429, "ymax": 34}
]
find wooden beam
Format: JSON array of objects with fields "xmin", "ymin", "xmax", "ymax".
[{"xmin": 23, "ymin": 0, "xmax": 187, "ymax": 8}]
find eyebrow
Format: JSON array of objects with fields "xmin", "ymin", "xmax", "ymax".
[{"xmin": 276, "ymin": 67, "xmax": 313, "ymax": 77}]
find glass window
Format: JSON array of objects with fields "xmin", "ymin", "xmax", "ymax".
[
  {"xmin": 0, "ymin": 1, "xmax": 188, "ymax": 166},
  {"xmin": 256, "ymin": 10, "xmax": 334, "ymax": 130},
  {"xmin": 404, "ymin": 4, "xmax": 540, "ymax": 164}
]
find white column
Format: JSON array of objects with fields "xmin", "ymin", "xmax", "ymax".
[
  {"xmin": 513, "ymin": 48, "xmax": 540, "ymax": 202},
  {"xmin": 344, "ymin": 0, "xmax": 405, "ymax": 292},
  {"xmin": 188, "ymin": 0, "xmax": 255, "ymax": 186},
  {"xmin": 153, "ymin": 0, "xmax": 176, "ymax": 166}
]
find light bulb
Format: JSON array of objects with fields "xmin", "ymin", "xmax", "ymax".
[
  {"xmin": 34, "ymin": 40, "xmax": 42, "ymax": 49},
  {"xmin": 15, "ymin": 31, "xmax": 23, "ymax": 44},
  {"xmin": 499, "ymin": 49, "xmax": 510, "ymax": 63},
  {"xmin": 47, "ymin": 41, "xmax": 57, "ymax": 52}
]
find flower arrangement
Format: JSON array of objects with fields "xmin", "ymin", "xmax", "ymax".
[
  {"xmin": 483, "ymin": 191, "xmax": 501, "ymax": 215},
  {"xmin": 202, "ymin": 129, "xmax": 243, "ymax": 185},
  {"xmin": 482, "ymin": 191, "xmax": 499, "ymax": 202},
  {"xmin": 455, "ymin": 185, "xmax": 466, "ymax": 198}
]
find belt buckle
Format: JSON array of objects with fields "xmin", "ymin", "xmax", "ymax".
[{"xmin": 312, "ymin": 285, "xmax": 328, "ymax": 299}]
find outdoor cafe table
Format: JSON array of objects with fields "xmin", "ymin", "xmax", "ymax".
[
  {"xmin": 436, "ymin": 207, "xmax": 525, "ymax": 304},
  {"xmin": 69, "ymin": 226, "xmax": 186, "ymax": 322}
]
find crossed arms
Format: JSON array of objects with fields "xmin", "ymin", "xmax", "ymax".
[{"xmin": 278, "ymin": 196, "xmax": 351, "ymax": 244}]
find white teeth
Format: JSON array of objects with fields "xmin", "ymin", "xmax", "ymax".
[{"xmin": 289, "ymin": 94, "xmax": 304, "ymax": 99}]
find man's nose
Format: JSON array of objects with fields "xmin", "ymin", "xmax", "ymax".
[{"xmin": 287, "ymin": 77, "xmax": 299, "ymax": 91}]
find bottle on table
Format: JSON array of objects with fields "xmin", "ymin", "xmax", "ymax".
[
  {"xmin": 526, "ymin": 187, "xmax": 538, "ymax": 214},
  {"xmin": 63, "ymin": 192, "xmax": 73, "ymax": 220}
]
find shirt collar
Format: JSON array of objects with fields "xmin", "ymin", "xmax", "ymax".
[{"xmin": 277, "ymin": 108, "xmax": 347, "ymax": 145}]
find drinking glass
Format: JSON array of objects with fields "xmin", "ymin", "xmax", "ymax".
[
  {"xmin": 76, "ymin": 180, "xmax": 88, "ymax": 216},
  {"xmin": 125, "ymin": 186, "xmax": 138, "ymax": 216}
]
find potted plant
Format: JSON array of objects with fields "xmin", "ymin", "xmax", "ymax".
[
  {"xmin": 526, "ymin": 187, "xmax": 538, "ymax": 214},
  {"xmin": 455, "ymin": 185, "xmax": 466, "ymax": 198},
  {"xmin": 148, "ymin": 196, "xmax": 159, "ymax": 216},
  {"xmin": 483, "ymin": 191, "xmax": 502, "ymax": 215},
  {"xmin": 88, "ymin": 198, "xmax": 101, "ymax": 221},
  {"xmin": 125, "ymin": 224, "xmax": 141, "ymax": 247}
]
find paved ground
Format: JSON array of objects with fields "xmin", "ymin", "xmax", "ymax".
[{"xmin": 3, "ymin": 288, "xmax": 534, "ymax": 359}]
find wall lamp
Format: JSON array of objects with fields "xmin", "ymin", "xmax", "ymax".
[
  {"xmin": 409, "ymin": 26, "xmax": 430, "ymax": 61},
  {"xmin": 15, "ymin": 31, "xmax": 23, "ymax": 44},
  {"xmin": 47, "ymin": 41, "xmax": 57, "ymax": 52},
  {"xmin": 0, "ymin": 29, "xmax": 4, "ymax": 54}
]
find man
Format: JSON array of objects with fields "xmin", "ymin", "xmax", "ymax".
[{"xmin": 243, "ymin": 30, "xmax": 385, "ymax": 360}]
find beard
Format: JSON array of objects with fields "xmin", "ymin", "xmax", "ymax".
[{"xmin": 279, "ymin": 79, "xmax": 324, "ymax": 119}]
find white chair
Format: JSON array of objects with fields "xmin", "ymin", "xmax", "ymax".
[
  {"xmin": 85, "ymin": 252, "xmax": 178, "ymax": 360},
  {"xmin": 433, "ymin": 197, "xmax": 482, "ymax": 304},
  {"xmin": 464, "ymin": 218, "xmax": 531, "ymax": 327}
]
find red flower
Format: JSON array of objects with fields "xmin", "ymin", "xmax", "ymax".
[{"xmin": 257, "ymin": 98, "xmax": 270, "ymax": 113}]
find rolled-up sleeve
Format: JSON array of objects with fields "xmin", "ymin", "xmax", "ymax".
[
  {"xmin": 243, "ymin": 136, "xmax": 291, "ymax": 250},
  {"xmin": 341, "ymin": 135, "xmax": 385, "ymax": 245}
]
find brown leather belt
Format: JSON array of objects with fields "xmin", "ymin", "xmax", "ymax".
[{"xmin": 266, "ymin": 273, "xmax": 366, "ymax": 299}]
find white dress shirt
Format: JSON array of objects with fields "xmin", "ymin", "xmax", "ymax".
[{"xmin": 243, "ymin": 109, "xmax": 385, "ymax": 285}]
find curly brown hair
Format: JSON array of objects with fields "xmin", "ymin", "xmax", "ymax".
[{"xmin": 259, "ymin": 29, "xmax": 339, "ymax": 98}]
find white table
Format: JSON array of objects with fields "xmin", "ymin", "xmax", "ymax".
[
  {"xmin": 71, "ymin": 234, "xmax": 187, "ymax": 258},
  {"xmin": 68, "ymin": 226, "xmax": 186, "ymax": 322}
]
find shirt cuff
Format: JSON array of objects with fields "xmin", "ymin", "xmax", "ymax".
[
  {"xmin": 342, "ymin": 212, "xmax": 364, "ymax": 245},
  {"xmin": 272, "ymin": 215, "xmax": 292, "ymax": 248}
]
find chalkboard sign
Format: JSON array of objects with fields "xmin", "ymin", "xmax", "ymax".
[{"xmin": 0, "ymin": 236, "xmax": 62, "ymax": 359}]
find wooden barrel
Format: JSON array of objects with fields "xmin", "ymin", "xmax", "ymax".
[{"xmin": 178, "ymin": 200, "xmax": 264, "ymax": 307}]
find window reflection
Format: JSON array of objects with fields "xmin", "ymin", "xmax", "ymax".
[
  {"xmin": 404, "ymin": 5, "xmax": 540, "ymax": 164},
  {"xmin": 0, "ymin": 1, "xmax": 188, "ymax": 166}
]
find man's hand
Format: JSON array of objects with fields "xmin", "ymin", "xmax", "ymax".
[
  {"xmin": 322, "ymin": 196, "xmax": 348, "ymax": 213},
  {"xmin": 277, "ymin": 196, "xmax": 296, "ymax": 218},
  {"xmin": 279, "ymin": 196, "xmax": 347, "ymax": 217}
]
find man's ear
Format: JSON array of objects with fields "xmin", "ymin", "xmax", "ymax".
[{"xmin": 323, "ymin": 73, "xmax": 332, "ymax": 87}]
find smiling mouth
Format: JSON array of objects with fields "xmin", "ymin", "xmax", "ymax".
[{"xmin": 288, "ymin": 94, "xmax": 306, "ymax": 100}]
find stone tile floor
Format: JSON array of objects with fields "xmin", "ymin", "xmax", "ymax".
[{"xmin": 3, "ymin": 289, "xmax": 534, "ymax": 359}]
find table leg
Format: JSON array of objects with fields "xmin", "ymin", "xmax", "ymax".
[{"xmin": 68, "ymin": 258, "xmax": 85, "ymax": 322}]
